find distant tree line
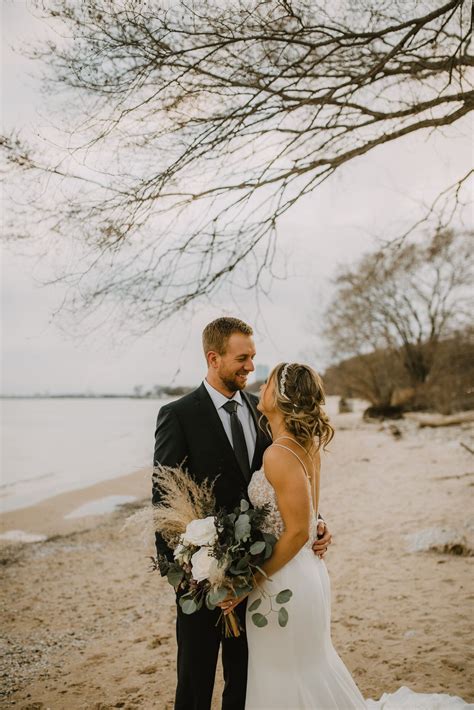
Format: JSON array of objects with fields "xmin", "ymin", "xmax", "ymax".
[
  {"xmin": 133, "ymin": 385, "xmax": 195, "ymax": 398},
  {"xmin": 323, "ymin": 327, "xmax": 473, "ymax": 414}
]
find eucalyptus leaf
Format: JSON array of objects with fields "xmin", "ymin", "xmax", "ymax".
[
  {"xmin": 264, "ymin": 542, "xmax": 273, "ymax": 559},
  {"xmin": 278, "ymin": 607, "xmax": 289, "ymax": 627},
  {"xmin": 275, "ymin": 589, "xmax": 293, "ymax": 604},
  {"xmin": 240, "ymin": 499, "xmax": 250, "ymax": 512},
  {"xmin": 167, "ymin": 568, "xmax": 184, "ymax": 587},
  {"xmin": 205, "ymin": 594, "xmax": 217, "ymax": 610},
  {"xmin": 247, "ymin": 598, "xmax": 262, "ymax": 612},
  {"xmin": 180, "ymin": 599, "xmax": 198, "ymax": 615},
  {"xmin": 235, "ymin": 514, "xmax": 251, "ymax": 542},
  {"xmin": 250, "ymin": 541, "xmax": 266, "ymax": 555},
  {"xmin": 236, "ymin": 556, "xmax": 250, "ymax": 570},
  {"xmin": 207, "ymin": 587, "xmax": 228, "ymax": 605},
  {"xmin": 195, "ymin": 596, "xmax": 204, "ymax": 610},
  {"xmin": 263, "ymin": 532, "xmax": 277, "ymax": 545},
  {"xmin": 252, "ymin": 613, "xmax": 268, "ymax": 628}
]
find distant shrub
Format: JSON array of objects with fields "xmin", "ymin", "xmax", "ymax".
[{"xmin": 323, "ymin": 327, "xmax": 473, "ymax": 414}]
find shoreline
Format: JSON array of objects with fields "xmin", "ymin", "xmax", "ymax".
[
  {"xmin": 0, "ymin": 466, "xmax": 152, "ymax": 540},
  {"xmin": 0, "ymin": 395, "xmax": 357, "ymax": 534}
]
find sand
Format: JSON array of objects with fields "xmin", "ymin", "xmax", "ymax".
[{"xmin": 1, "ymin": 410, "xmax": 473, "ymax": 709}]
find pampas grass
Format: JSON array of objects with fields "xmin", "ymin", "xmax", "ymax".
[
  {"xmin": 121, "ymin": 465, "xmax": 217, "ymax": 551},
  {"xmin": 151, "ymin": 465, "xmax": 216, "ymax": 545},
  {"xmin": 120, "ymin": 507, "xmax": 158, "ymax": 552}
]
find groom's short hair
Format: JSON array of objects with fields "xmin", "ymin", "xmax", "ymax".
[{"xmin": 202, "ymin": 317, "xmax": 253, "ymax": 357}]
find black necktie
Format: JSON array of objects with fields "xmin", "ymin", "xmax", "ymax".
[{"xmin": 222, "ymin": 400, "xmax": 251, "ymax": 482}]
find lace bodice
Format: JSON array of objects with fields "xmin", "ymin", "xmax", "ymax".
[{"xmin": 248, "ymin": 468, "xmax": 319, "ymax": 550}]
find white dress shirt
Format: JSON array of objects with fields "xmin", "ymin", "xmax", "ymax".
[{"xmin": 203, "ymin": 379, "xmax": 257, "ymax": 467}]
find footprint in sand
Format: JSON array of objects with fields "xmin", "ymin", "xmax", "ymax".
[
  {"xmin": 86, "ymin": 652, "xmax": 109, "ymax": 663},
  {"xmin": 137, "ymin": 664, "xmax": 158, "ymax": 675},
  {"xmin": 148, "ymin": 635, "xmax": 171, "ymax": 648}
]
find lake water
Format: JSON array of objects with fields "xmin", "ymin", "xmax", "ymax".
[
  {"xmin": 0, "ymin": 395, "xmax": 345, "ymax": 514},
  {"xmin": 0, "ymin": 398, "xmax": 170, "ymax": 513}
]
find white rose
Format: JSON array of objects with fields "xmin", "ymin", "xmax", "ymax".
[
  {"xmin": 183, "ymin": 516, "xmax": 217, "ymax": 546},
  {"xmin": 173, "ymin": 542, "xmax": 186, "ymax": 560},
  {"xmin": 190, "ymin": 546, "xmax": 219, "ymax": 583}
]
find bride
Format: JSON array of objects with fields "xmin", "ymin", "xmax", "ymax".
[{"xmin": 218, "ymin": 362, "xmax": 471, "ymax": 710}]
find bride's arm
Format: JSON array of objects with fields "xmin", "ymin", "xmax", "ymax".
[{"xmin": 253, "ymin": 446, "xmax": 311, "ymax": 585}]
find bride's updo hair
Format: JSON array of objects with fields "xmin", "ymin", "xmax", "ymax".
[{"xmin": 268, "ymin": 362, "xmax": 334, "ymax": 452}]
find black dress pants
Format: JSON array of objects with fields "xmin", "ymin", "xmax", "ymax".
[{"xmin": 174, "ymin": 597, "xmax": 248, "ymax": 710}]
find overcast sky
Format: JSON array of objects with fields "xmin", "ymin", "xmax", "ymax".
[{"xmin": 1, "ymin": 2, "xmax": 472, "ymax": 395}]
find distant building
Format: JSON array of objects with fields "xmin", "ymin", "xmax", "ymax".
[{"xmin": 255, "ymin": 364, "xmax": 269, "ymax": 382}]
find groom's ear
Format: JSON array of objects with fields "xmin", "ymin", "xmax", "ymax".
[{"xmin": 207, "ymin": 350, "xmax": 220, "ymax": 368}]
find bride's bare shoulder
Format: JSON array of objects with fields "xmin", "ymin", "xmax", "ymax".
[{"xmin": 262, "ymin": 445, "xmax": 307, "ymax": 489}]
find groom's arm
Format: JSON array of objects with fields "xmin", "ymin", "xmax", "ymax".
[
  {"xmin": 153, "ymin": 403, "xmax": 188, "ymax": 470},
  {"xmin": 312, "ymin": 517, "xmax": 332, "ymax": 558},
  {"xmin": 311, "ymin": 451, "xmax": 330, "ymax": 554},
  {"xmin": 153, "ymin": 403, "xmax": 189, "ymax": 565}
]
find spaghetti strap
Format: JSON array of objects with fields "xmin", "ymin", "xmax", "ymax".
[
  {"xmin": 271, "ymin": 439, "xmax": 319, "ymax": 518},
  {"xmin": 272, "ymin": 443, "xmax": 310, "ymax": 480}
]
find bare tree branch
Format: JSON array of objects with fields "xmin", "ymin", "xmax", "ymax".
[
  {"xmin": 2, "ymin": 0, "xmax": 473, "ymax": 330},
  {"xmin": 324, "ymin": 228, "xmax": 473, "ymax": 387}
]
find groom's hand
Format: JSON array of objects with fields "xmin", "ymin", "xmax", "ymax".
[{"xmin": 312, "ymin": 521, "xmax": 332, "ymax": 559}]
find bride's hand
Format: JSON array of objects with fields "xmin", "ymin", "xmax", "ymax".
[{"xmin": 217, "ymin": 592, "xmax": 250, "ymax": 616}]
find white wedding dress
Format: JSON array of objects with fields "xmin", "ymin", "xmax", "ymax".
[{"xmin": 245, "ymin": 444, "xmax": 472, "ymax": 710}]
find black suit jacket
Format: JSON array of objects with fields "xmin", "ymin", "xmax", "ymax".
[{"xmin": 153, "ymin": 382, "xmax": 272, "ymax": 561}]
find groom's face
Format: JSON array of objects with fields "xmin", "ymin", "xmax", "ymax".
[{"xmin": 214, "ymin": 333, "xmax": 256, "ymax": 393}]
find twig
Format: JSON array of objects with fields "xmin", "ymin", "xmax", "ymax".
[{"xmin": 460, "ymin": 441, "xmax": 474, "ymax": 456}]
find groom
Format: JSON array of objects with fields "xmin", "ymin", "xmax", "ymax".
[{"xmin": 153, "ymin": 317, "xmax": 332, "ymax": 710}]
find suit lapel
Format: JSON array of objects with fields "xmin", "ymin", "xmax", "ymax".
[{"xmin": 194, "ymin": 383, "xmax": 248, "ymax": 487}]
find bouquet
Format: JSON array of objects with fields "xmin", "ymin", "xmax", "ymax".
[{"xmin": 150, "ymin": 465, "xmax": 293, "ymax": 637}]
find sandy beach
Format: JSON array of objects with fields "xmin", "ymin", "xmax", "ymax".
[{"xmin": 1, "ymin": 409, "xmax": 473, "ymax": 709}]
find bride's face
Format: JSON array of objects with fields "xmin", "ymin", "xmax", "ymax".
[{"xmin": 257, "ymin": 374, "xmax": 276, "ymax": 415}]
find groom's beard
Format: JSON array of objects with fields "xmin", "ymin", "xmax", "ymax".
[{"xmin": 221, "ymin": 371, "xmax": 248, "ymax": 393}]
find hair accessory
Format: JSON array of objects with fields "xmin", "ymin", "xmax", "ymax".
[{"xmin": 279, "ymin": 363, "xmax": 291, "ymax": 397}]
